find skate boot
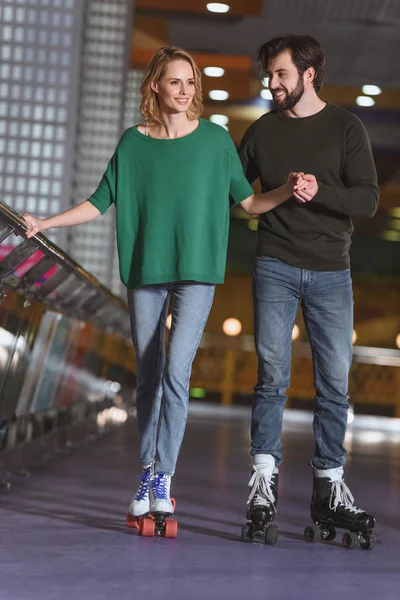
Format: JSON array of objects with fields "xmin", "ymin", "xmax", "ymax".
[
  {"xmin": 126, "ymin": 464, "xmax": 153, "ymax": 529},
  {"xmin": 304, "ymin": 466, "xmax": 376, "ymax": 550},
  {"xmin": 139, "ymin": 471, "xmax": 178, "ymax": 538},
  {"xmin": 241, "ymin": 454, "xmax": 279, "ymax": 545}
]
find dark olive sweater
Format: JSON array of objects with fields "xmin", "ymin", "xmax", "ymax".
[{"xmin": 238, "ymin": 102, "xmax": 379, "ymax": 270}]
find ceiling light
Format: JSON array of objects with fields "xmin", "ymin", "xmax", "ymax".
[
  {"xmin": 206, "ymin": 3, "xmax": 230, "ymax": 13},
  {"xmin": 292, "ymin": 324, "xmax": 300, "ymax": 341},
  {"xmin": 352, "ymin": 330, "xmax": 357, "ymax": 345},
  {"xmin": 260, "ymin": 89, "xmax": 273, "ymax": 100},
  {"xmin": 396, "ymin": 334, "xmax": 400, "ymax": 349},
  {"xmin": 209, "ymin": 114, "xmax": 229, "ymax": 126},
  {"xmin": 362, "ymin": 85, "xmax": 382, "ymax": 96},
  {"xmin": 262, "ymin": 77, "xmax": 269, "ymax": 87},
  {"xmin": 356, "ymin": 96, "xmax": 375, "ymax": 107},
  {"xmin": 209, "ymin": 90, "xmax": 229, "ymax": 101},
  {"xmin": 204, "ymin": 67, "xmax": 225, "ymax": 77}
]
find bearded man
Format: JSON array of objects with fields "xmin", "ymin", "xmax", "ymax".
[{"xmin": 239, "ymin": 34, "xmax": 378, "ymax": 545}]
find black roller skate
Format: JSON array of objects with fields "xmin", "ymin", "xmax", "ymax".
[
  {"xmin": 304, "ymin": 466, "xmax": 376, "ymax": 550},
  {"xmin": 241, "ymin": 454, "xmax": 279, "ymax": 546}
]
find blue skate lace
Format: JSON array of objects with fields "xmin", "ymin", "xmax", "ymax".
[
  {"xmin": 135, "ymin": 467, "xmax": 151, "ymax": 501},
  {"xmin": 151, "ymin": 472, "xmax": 169, "ymax": 500}
]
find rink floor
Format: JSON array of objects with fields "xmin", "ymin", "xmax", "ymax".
[{"xmin": 1, "ymin": 403, "xmax": 399, "ymax": 600}]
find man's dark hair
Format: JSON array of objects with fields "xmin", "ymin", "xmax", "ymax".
[{"xmin": 255, "ymin": 33, "xmax": 325, "ymax": 93}]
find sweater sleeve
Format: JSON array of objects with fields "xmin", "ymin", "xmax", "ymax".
[
  {"xmin": 87, "ymin": 129, "xmax": 132, "ymax": 214},
  {"xmin": 237, "ymin": 120, "xmax": 261, "ymax": 184},
  {"xmin": 313, "ymin": 117, "xmax": 379, "ymax": 218}
]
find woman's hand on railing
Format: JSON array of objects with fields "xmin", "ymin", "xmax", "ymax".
[{"xmin": 22, "ymin": 214, "xmax": 48, "ymax": 239}]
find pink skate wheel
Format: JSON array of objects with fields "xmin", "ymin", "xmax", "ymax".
[
  {"xmin": 140, "ymin": 516, "xmax": 156, "ymax": 537},
  {"xmin": 126, "ymin": 513, "xmax": 139, "ymax": 529},
  {"xmin": 164, "ymin": 518, "xmax": 178, "ymax": 538}
]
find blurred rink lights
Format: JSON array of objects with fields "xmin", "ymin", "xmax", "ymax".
[
  {"xmin": 222, "ymin": 317, "xmax": 242, "ymax": 336},
  {"xmin": 247, "ymin": 218, "xmax": 258, "ymax": 231},
  {"xmin": 204, "ymin": 67, "xmax": 225, "ymax": 77},
  {"xmin": 383, "ymin": 230, "xmax": 400, "ymax": 241},
  {"xmin": 96, "ymin": 407, "xmax": 128, "ymax": 428},
  {"xmin": 206, "ymin": 3, "xmax": 230, "ymax": 13},
  {"xmin": 209, "ymin": 90, "xmax": 229, "ymax": 101},
  {"xmin": 356, "ymin": 96, "xmax": 375, "ymax": 107},
  {"xmin": 260, "ymin": 89, "xmax": 273, "ymax": 100},
  {"xmin": 352, "ymin": 329, "xmax": 358, "ymax": 345},
  {"xmin": 190, "ymin": 387, "xmax": 207, "ymax": 399},
  {"xmin": 209, "ymin": 114, "xmax": 229, "ymax": 126},
  {"xmin": 292, "ymin": 324, "xmax": 300, "ymax": 341},
  {"xmin": 166, "ymin": 313, "xmax": 172, "ymax": 330},
  {"xmin": 362, "ymin": 84, "xmax": 382, "ymax": 95}
]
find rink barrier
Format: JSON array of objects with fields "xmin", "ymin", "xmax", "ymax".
[
  {"xmin": 0, "ymin": 201, "xmax": 135, "ymax": 489},
  {"xmin": 192, "ymin": 333, "xmax": 400, "ymax": 416}
]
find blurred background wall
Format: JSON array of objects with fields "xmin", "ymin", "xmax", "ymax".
[{"xmin": 0, "ymin": 0, "xmax": 399, "ymax": 351}]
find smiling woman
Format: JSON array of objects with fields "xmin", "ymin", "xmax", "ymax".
[{"xmin": 20, "ymin": 44, "xmax": 303, "ymax": 539}]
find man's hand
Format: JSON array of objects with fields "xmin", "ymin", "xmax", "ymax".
[
  {"xmin": 22, "ymin": 214, "xmax": 47, "ymax": 239},
  {"xmin": 292, "ymin": 173, "xmax": 319, "ymax": 203}
]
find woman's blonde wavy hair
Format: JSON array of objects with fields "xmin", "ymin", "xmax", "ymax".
[{"xmin": 140, "ymin": 46, "xmax": 203, "ymax": 124}]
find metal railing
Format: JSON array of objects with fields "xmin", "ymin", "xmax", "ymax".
[
  {"xmin": 0, "ymin": 201, "xmax": 130, "ymax": 339},
  {"xmin": 0, "ymin": 201, "xmax": 134, "ymax": 487}
]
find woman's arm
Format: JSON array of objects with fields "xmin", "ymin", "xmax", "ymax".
[
  {"xmin": 240, "ymin": 174, "xmax": 309, "ymax": 216},
  {"xmin": 23, "ymin": 200, "xmax": 101, "ymax": 239}
]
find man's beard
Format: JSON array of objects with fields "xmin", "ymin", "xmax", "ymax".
[{"xmin": 272, "ymin": 75, "xmax": 304, "ymax": 112}]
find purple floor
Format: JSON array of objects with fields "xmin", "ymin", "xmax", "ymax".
[{"xmin": 1, "ymin": 404, "xmax": 399, "ymax": 600}]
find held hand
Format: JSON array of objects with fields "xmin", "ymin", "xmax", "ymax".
[
  {"xmin": 293, "ymin": 174, "xmax": 319, "ymax": 203},
  {"xmin": 22, "ymin": 214, "xmax": 47, "ymax": 239},
  {"xmin": 288, "ymin": 172, "xmax": 308, "ymax": 196}
]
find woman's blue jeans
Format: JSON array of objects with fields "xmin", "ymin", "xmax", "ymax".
[{"xmin": 127, "ymin": 282, "xmax": 215, "ymax": 475}]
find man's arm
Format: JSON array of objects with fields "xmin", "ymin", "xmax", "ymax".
[
  {"xmin": 237, "ymin": 120, "xmax": 261, "ymax": 184},
  {"xmin": 311, "ymin": 118, "xmax": 379, "ymax": 218}
]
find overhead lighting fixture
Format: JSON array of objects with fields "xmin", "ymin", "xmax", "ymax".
[
  {"xmin": 362, "ymin": 85, "xmax": 382, "ymax": 96},
  {"xmin": 396, "ymin": 334, "xmax": 400, "ymax": 350},
  {"xmin": 260, "ymin": 89, "xmax": 273, "ymax": 100},
  {"xmin": 352, "ymin": 330, "xmax": 358, "ymax": 345},
  {"xmin": 356, "ymin": 96, "xmax": 375, "ymax": 107},
  {"xmin": 209, "ymin": 90, "xmax": 229, "ymax": 101},
  {"xmin": 206, "ymin": 3, "xmax": 230, "ymax": 13},
  {"xmin": 292, "ymin": 324, "xmax": 300, "ymax": 341},
  {"xmin": 204, "ymin": 67, "xmax": 225, "ymax": 77},
  {"xmin": 209, "ymin": 114, "xmax": 229, "ymax": 126}
]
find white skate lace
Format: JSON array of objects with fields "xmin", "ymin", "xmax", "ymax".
[
  {"xmin": 247, "ymin": 471, "xmax": 276, "ymax": 511},
  {"xmin": 329, "ymin": 480, "xmax": 363, "ymax": 514}
]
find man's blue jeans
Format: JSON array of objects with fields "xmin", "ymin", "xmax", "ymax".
[
  {"xmin": 127, "ymin": 282, "xmax": 215, "ymax": 476},
  {"xmin": 252, "ymin": 257, "xmax": 353, "ymax": 469}
]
